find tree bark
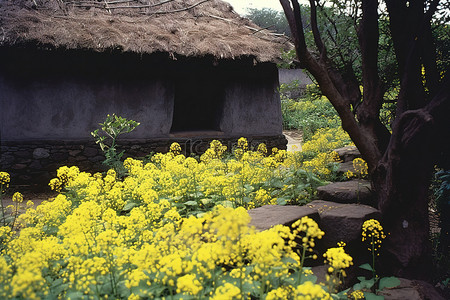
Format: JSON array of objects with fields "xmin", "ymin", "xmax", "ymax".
[{"xmin": 373, "ymin": 75, "xmax": 450, "ymax": 278}]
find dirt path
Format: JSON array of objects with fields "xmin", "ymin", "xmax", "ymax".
[
  {"xmin": 1, "ymin": 190, "xmax": 57, "ymax": 209},
  {"xmin": 283, "ymin": 130, "xmax": 303, "ymax": 152}
]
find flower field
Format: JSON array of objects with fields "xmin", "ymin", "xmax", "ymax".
[
  {"xmin": 0, "ymin": 89, "xmax": 362, "ymax": 299},
  {"xmin": 0, "ymin": 135, "xmax": 369, "ymax": 299}
]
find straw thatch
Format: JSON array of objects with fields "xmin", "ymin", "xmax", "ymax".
[{"xmin": 0, "ymin": 0, "xmax": 290, "ymax": 62}]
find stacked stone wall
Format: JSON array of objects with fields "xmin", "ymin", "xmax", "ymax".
[{"xmin": 1, "ymin": 135, "xmax": 287, "ymax": 189}]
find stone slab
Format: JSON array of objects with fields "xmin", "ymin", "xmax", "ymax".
[
  {"xmin": 333, "ymin": 146, "xmax": 361, "ymax": 162},
  {"xmin": 306, "ymin": 200, "xmax": 381, "ymax": 248},
  {"xmin": 248, "ymin": 205, "xmax": 319, "ymax": 231},
  {"xmin": 316, "ymin": 180, "xmax": 375, "ymax": 206},
  {"xmin": 379, "ymin": 278, "xmax": 446, "ymax": 300}
]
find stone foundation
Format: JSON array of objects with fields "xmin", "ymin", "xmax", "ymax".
[{"xmin": 1, "ymin": 135, "xmax": 287, "ymax": 188}]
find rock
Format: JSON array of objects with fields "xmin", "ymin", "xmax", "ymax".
[
  {"xmin": 337, "ymin": 161, "xmax": 356, "ymax": 176},
  {"xmin": 0, "ymin": 154, "xmax": 15, "ymax": 166},
  {"xmin": 12, "ymin": 163, "xmax": 27, "ymax": 170},
  {"xmin": 15, "ymin": 150, "xmax": 31, "ymax": 158},
  {"xmin": 52, "ymin": 152, "xmax": 68, "ymax": 161},
  {"xmin": 248, "ymin": 205, "xmax": 320, "ymax": 232},
  {"xmin": 29, "ymin": 160, "xmax": 42, "ymax": 169},
  {"xmin": 412, "ymin": 280, "xmax": 447, "ymax": 300},
  {"xmin": 310, "ymin": 265, "xmax": 328, "ymax": 284},
  {"xmin": 378, "ymin": 278, "xmax": 446, "ymax": 300},
  {"xmin": 75, "ymin": 155, "xmax": 87, "ymax": 161},
  {"xmin": 69, "ymin": 150, "xmax": 82, "ymax": 156},
  {"xmin": 316, "ymin": 180, "xmax": 375, "ymax": 206},
  {"xmin": 306, "ymin": 200, "xmax": 380, "ymax": 249},
  {"xmin": 33, "ymin": 148, "xmax": 50, "ymax": 159},
  {"xmin": 83, "ymin": 147, "xmax": 98, "ymax": 157},
  {"xmin": 89, "ymin": 155, "xmax": 105, "ymax": 162},
  {"xmin": 334, "ymin": 146, "xmax": 361, "ymax": 162}
]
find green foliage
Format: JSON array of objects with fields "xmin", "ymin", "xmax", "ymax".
[
  {"xmin": 91, "ymin": 114, "xmax": 140, "ymax": 177},
  {"xmin": 0, "ymin": 173, "xmax": 25, "ymax": 235},
  {"xmin": 245, "ymin": 8, "xmax": 292, "ymax": 37},
  {"xmin": 353, "ymin": 270, "xmax": 401, "ymax": 299},
  {"xmin": 280, "ymin": 84, "xmax": 342, "ymax": 141},
  {"xmin": 278, "ymin": 49, "xmax": 298, "ymax": 69},
  {"xmin": 431, "ymin": 169, "xmax": 450, "ymax": 288}
]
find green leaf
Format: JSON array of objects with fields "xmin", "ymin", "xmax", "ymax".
[
  {"xmin": 364, "ymin": 292, "xmax": 385, "ymax": 300},
  {"xmin": 66, "ymin": 291, "xmax": 84, "ymax": 299},
  {"xmin": 200, "ymin": 198, "xmax": 212, "ymax": 206},
  {"xmin": 359, "ymin": 263, "xmax": 374, "ymax": 271},
  {"xmin": 355, "ymin": 278, "xmax": 375, "ymax": 289},
  {"xmin": 357, "ymin": 276, "xmax": 367, "ymax": 282},
  {"xmin": 378, "ymin": 276, "xmax": 401, "ymax": 290},
  {"xmin": 184, "ymin": 200, "xmax": 198, "ymax": 206},
  {"xmin": 333, "ymin": 288, "xmax": 350, "ymax": 300},
  {"xmin": 277, "ymin": 197, "xmax": 287, "ymax": 205},
  {"xmin": 123, "ymin": 201, "xmax": 138, "ymax": 212}
]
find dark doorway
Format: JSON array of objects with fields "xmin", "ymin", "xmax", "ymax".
[{"xmin": 170, "ymin": 76, "xmax": 224, "ymax": 133}]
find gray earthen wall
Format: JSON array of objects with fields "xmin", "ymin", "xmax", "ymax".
[{"xmin": 0, "ymin": 48, "xmax": 286, "ymax": 187}]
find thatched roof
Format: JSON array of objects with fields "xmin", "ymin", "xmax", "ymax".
[{"xmin": 0, "ymin": 0, "xmax": 290, "ymax": 62}]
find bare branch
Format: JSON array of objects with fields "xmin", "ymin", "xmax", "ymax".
[
  {"xmin": 309, "ymin": 0, "xmax": 326, "ymax": 60},
  {"xmin": 280, "ymin": 0, "xmax": 307, "ymax": 56},
  {"xmin": 358, "ymin": 0, "xmax": 383, "ymax": 113}
]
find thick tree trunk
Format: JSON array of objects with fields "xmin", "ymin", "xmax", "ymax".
[
  {"xmin": 373, "ymin": 79, "xmax": 450, "ymax": 278},
  {"xmin": 373, "ymin": 114, "xmax": 434, "ymax": 278}
]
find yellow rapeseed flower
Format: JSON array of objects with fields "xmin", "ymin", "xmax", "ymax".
[
  {"xmin": 0, "ymin": 172, "xmax": 10, "ymax": 187},
  {"xmin": 362, "ymin": 219, "xmax": 386, "ymax": 252},
  {"xmin": 12, "ymin": 192, "xmax": 23, "ymax": 203}
]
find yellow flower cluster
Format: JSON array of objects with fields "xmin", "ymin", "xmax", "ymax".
[
  {"xmin": 44, "ymin": 139, "xmax": 324, "ymax": 212},
  {"xmin": 345, "ymin": 158, "xmax": 369, "ymax": 179},
  {"xmin": 292, "ymin": 216, "xmax": 325, "ymax": 252},
  {"xmin": 11, "ymin": 192, "xmax": 23, "ymax": 203},
  {"xmin": 0, "ymin": 172, "xmax": 10, "ymax": 189},
  {"xmin": 1, "ymin": 198, "xmax": 321, "ymax": 299},
  {"xmin": 295, "ymin": 281, "xmax": 331, "ymax": 299},
  {"xmin": 302, "ymin": 127, "xmax": 351, "ymax": 157},
  {"xmin": 303, "ymin": 151, "xmax": 340, "ymax": 179},
  {"xmin": 49, "ymin": 166, "xmax": 80, "ymax": 192},
  {"xmin": 169, "ymin": 142, "xmax": 182, "ymax": 155},
  {"xmin": 322, "ymin": 242, "xmax": 353, "ymax": 293},
  {"xmin": 362, "ymin": 219, "xmax": 386, "ymax": 253},
  {"xmin": 323, "ymin": 246, "xmax": 353, "ymax": 272},
  {"xmin": 349, "ymin": 289, "xmax": 365, "ymax": 299}
]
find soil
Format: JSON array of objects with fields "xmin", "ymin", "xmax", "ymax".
[{"xmin": 1, "ymin": 187, "xmax": 57, "ymax": 209}]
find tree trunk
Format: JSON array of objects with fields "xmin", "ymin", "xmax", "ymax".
[{"xmin": 373, "ymin": 78, "xmax": 450, "ymax": 278}]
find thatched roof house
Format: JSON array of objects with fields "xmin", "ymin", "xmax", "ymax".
[
  {"xmin": 0, "ymin": 0, "xmax": 288, "ymax": 185},
  {"xmin": 0, "ymin": 0, "xmax": 285, "ymax": 61}
]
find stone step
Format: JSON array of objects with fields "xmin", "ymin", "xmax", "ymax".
[
  {"xmin": 306, "ymin": 200, "xmax": 380, "ymax": 249},
  {"xmin": 333, "ymin": 146, "xmax": 361, "ymax": 163},
  {"xmin": 316, "ymin": 180, "xmax": 375, "ymax": 206},
  {"xmin": 248, "ymin": 204, "xmax": 319, "ymax": 232},
  {"xmin": 248, "ymin": 201, "xmax": 381, "ymax": 289}
]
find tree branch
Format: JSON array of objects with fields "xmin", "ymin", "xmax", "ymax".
[
  {"xmin": 309, "ymin": 0, "xmax": 326, "ymax": 60},
  {"xmin": 358, "ymin": 0, "xmax": 381, "ymax": 108},
  {"xmin": 280, "ymin": 0, "xmax": 382, "ymax": 169},
  {"xmin": 280, "ymin": 0, "xmax": 307, "ymax": 58}
]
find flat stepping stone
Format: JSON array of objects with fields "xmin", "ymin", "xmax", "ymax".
[
  {"xmin": 380, "ymin": 278, "xmax": 446, "ymax": 300},
  {"xmin": 337, "ymin": 160, "xmax": 356, "ymax": 175},
  {"xmin": 316, "ymin": 179, "xmax": 375, "ymax": 206},
  {"xmin": 306, "ymin": 200, "xmax": 381, "ymax": 249},
  {"xmin": 248, "ymin": 205, "xmax": 319, "ymax": 231},
  {"xmin": 334, "ymin": 146, "xmax": 361, "ymax": 162}
]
